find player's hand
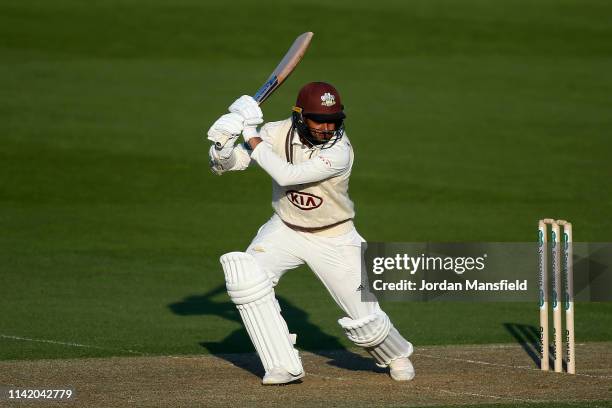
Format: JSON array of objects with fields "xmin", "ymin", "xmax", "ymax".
[
  {"xmin": 229, "ymin": 95, "xmax": 263, "ymax": 125},
  {"xmin": 228, "ymin": 95, "xmax": 263, "ymax": 142},
  {"xmin": 208, "ymin": 145, "xmax": 236, "ymax": 175},
  {"xmin": 207, "ymin": 112, "xmax": 244, "ymax": 149}
]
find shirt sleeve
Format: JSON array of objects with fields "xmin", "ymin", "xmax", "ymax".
[{"xmin": 250, "ymin": 141, "xmax": 350, "ymax": 186}]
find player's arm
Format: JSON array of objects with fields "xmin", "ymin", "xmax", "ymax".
[
  {"xmin": 248, "ymin": 138, "xmax": 350, "ymax": 186},
  {"xmin": 229, "ymin": 95, "xmax": 350, "ymax": 185}
]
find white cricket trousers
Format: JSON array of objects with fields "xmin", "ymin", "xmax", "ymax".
[{"xmin": 246, "ymin": 214, "xmax": 380, "ymax": 320}]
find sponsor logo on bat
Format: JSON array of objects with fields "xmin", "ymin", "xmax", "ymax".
[{"xmin": 254, "ymin": 76, "xmax": 279, "ymax": 102}]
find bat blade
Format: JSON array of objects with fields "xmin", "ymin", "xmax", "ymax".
[{"xmin": 253, "ymin": 32, "xmax": 314, "ymax": 105}]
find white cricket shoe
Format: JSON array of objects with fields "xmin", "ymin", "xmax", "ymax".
[
  {"xmin": 389, "ymin": 357, "xmax": 415, "ymax": 381},
  {"xmin": 262, "ymin": 368, "xmax": 305, "ymax": 385}
]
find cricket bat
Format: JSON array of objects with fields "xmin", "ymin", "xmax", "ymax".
[
  {"xmin": 214, "ymin": 32, "xmax": 313, "ymax": 149},
  {"xmin": 253, "ymin": 32, "xmax": 314, "ymax": 104}
]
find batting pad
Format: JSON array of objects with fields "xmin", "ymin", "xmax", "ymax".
[
  {"xmin": 220, "ymin": 252, "xmax": 303, "ymax": 375},
  {"xmin": 338, "ymin": 312, "xmax": 413, "ymax": 367}
]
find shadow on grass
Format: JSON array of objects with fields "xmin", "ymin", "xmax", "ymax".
[
  {"xmin": 503, "ymin": 322, "xmax": 543, "ymax": 368},
  {"xmin": 169, "ymin": 284, "xmax": 376, "ymax": 377}
]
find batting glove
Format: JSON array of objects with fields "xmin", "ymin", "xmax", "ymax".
[
  {"xmin": 228, "ymin": 95, "xmax": 263, "ymax": 142},
  {"xmin": 207, "ymin": 112, "xmax": 244, "ymax": 149}
]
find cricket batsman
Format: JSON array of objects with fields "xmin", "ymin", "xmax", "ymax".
[{"xmin": 206, "ymin": 82, "xmax": 414, "ymax": 385}]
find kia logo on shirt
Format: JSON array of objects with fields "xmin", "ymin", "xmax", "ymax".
[{"xmin": 286, "ymin": 190, "xmax": 323, "ymax": 210}]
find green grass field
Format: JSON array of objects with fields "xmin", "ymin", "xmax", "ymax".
[{"xmin": 1, "ymin": 1, "xmax": 611, "ymax": 404}]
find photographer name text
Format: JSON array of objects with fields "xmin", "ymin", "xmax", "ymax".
[{"xmin": 372, "ymin": 279, "xmax": 528, "ymax": 291}]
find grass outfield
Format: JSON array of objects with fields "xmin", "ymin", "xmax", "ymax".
[{"xmin": 2, "ymin": 0, "xmax": 612, "ymax": 368}]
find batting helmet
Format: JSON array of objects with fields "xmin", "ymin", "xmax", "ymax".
[{"xmin": 292, "ymin": 82, "xmax": 345, "ymax": 149}]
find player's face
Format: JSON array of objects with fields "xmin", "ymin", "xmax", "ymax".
[{"xmin": 305, "ymin": 118, "xmax": 337, "ymax": 142}]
